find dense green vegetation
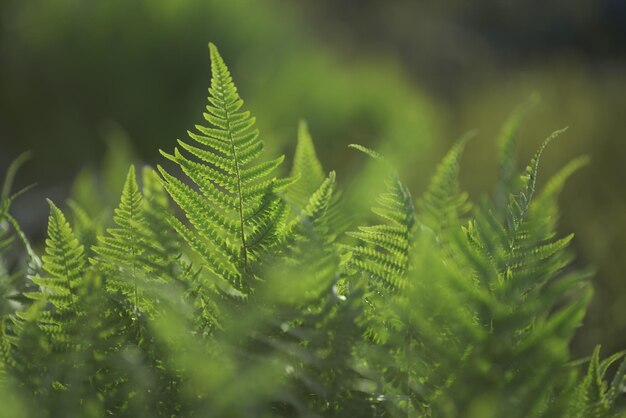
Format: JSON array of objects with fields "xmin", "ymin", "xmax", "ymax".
[
  {"xmin": 0, "ymin": 44, "xmax": 624, "ymax": 417},
  {"xmin": 4, "ymin": 0, "xmax": 626, "ymax": 360}
]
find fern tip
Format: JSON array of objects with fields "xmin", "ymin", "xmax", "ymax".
[
  {"xmin": 208, "ymin": 42, "xmax": 222, "ymax": 61},
  {"xmin": 529, "ymin": 91, "xmax": 541, "ymax": 104},
  {"xmin": 298, "ymin": 119, "xmax": 309, "ymax": 130},
  {"xmin": 45, "ymin": 198, "xmax": 59, "ymax": 211},
  {"xmin": 348, "ymin": 144, "xmax": 383, "ymax": 161},
  {"xmin": 459, "ymin": 129, "xmax": 478, "ymax": 144},
  {"xmin": 158, "ymin": 149, "xmax": 176, "ymax": 162}
]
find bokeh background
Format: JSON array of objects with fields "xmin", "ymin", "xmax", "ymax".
[{"xmin": 1, "ymin": 0, "xmax": 625, "ymax": 357}]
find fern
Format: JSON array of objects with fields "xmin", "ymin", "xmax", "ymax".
[
  {"xmin": 287, "ymin": 120, "xmax": 327, "ymax": 208},
  {"xmin": 507, "ymin": 127, "xmax": 567, "ymax": 232},
  {"xmin": 568, "ymin": 346, "xmax": 626, "ymax": 417},
  {"xmin": 25, "ymin": 201, "xmax": 86, "ymax": 347},
  {"xmin": 141, "ymin": 167, "xmax": 180, "ymax": 276},
  {"xmin": 92, "ymin": 165, "xmax": 165, "ymax": 324},
  {"xmin": 418, "ymin": 133, "xmax": 472, "ymax": 242},
  {"xmin": 495, "ymin": 93, "xmax": 540, "ymax": 213},
  {"xmin": 428, "ymin": 134, "xmax": 591, "ymax": 416},
  {"xmin": 344, "ymin": 144, "xmax": 415, "ymax": 293},
  {"xmin": 284, "ymin": 170, "xmax": 337, "ymax": 246},
  {"xmin": 0, "ymin": 44, "xmax": 624, "ymax": 418},
  {"xmin": 158, "ymin": 43, "xmax": 295, "ymax": 294},
  {"xmin": 288, "ymin": 121, "xmax": 350, "ymax": 238},
  {"xmin": 0, "ymin": 154, "xmax": 38, "ymax": 387},
  {"xmin": 336, "ymin": 145, "xmax": 416, "ymax": 358}
]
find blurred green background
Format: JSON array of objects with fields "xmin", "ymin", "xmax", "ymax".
[{"xmin": 1, "ymin": 0, "xmax": 624, "ymax": 356}]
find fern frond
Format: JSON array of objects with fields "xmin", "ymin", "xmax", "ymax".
[
  {"xmin": 418, "ymin": 133, "xmax": 472, "ymax": 239},
  {"xmin": 66, "ymin": 199, "xmax": 101, "ymax": 254},
  {"xmin": 347, "ymin": 143, "xmax": 384, "ymax": 162},
  {"xmin": 344, "ymin": 145, "xmax": 415, "ymax": 292},
  {"xmin": 30, "ymin": 201, "xmax": 86, "ymax": 314},
  {"xmin": 340, "ymin": 146, "xmax": 415, "ymax": 348},
  {"xmin": 0, "ymin": 155, "xmax": 38, "ymax": 385},
  {"xmin": 608, "ymin": 356, "xmax": 626, "ymax": 406},
  {"xmin": 300, "ymin": 171, "xmax": 336, "ymax": 229},
  {"xmin": 284, "ymin": 171, "xmax": 337, "ymax": 247},
  {"xmin": 566, "ymin": 346, "xmax": 626, "ymax": 417},
  {"xmin": 4, "ymin": 201, "xmax": 86, "ymax": 370},
  {"xmin": 569, "ymin": 346, "xmax": 611, "ymax": 417},
  {"xmin": 92, "ymin": 165, "xmax": 165, "ymax": 320},
  {"xmin": 0, "ymin": 176, "xmax": 40, "ymax": 275},
  {"xmin": 508, "ymin": 127, "xmax": 568, "ymax": 231},
  {"xmin": 287, "ymin": 120, "xmax": 326, "ymax": 208},
  {"xmin": 159, "ymin": 43, "xmax": 295, "ymax": 293},
  {"xmin": 388, "ymin": 126, "xmax": 594, "ymax": 416},
  {"xmin": 288, "ymin": 123, "xmax": 350, "ymax": 236},
  {"xmin": 0, "ymin": 159, "xmax": 30, "ymax": 274},
  {"xmin": 1, "ymin": 152, "xmax": 33, "ymax": 203},
  {"xmin": 495, "ymin": 94, "xmax": 540, "ymax": 212},
  {"xmin": 141, "ymin": 167, "xmax": 180, "ymax": 276},
  {"xmin": 529, "ymin": 155, "xmax": 589, "ymax": 239}
]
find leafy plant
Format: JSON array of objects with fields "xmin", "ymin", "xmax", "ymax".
[{"xmin": 0, "ymin": 43, "xmax": 623, "ymax": 418}]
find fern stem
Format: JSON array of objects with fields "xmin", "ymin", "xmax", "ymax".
[
  {"xmin": 217, "ymin": 69, "xmax": 249, "ymax": 284},
  {"xmin": 62, "ymin": 258, "xmax": 76, "ymax": 313},
  {"xmin": 128, "ymin": 189, "xmax": 141, "ymax": 343}
]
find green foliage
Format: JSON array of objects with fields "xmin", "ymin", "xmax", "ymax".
[
  {"xmin": 288, "ymin": 122, "xmax": 350, "ymax": 236},
  {"xmin": 26, "ymin": 200, "xmax": 86, "ymax": 347},
  {"xmin": 158, "ymin": 43, "xmax": 295, "ymax": 294},
  {"xmin": 418, "ymin": 133, "xmax": 472, "ymax": 241},
  {"xmin": 568, "ymin": 346, "xmax": 626, "ymax": 417},
  {"xmin": 343, "ymin": 144, "xmax": 415, "ymax": 294},
  {"xmin": 0, "ymin": 43, "xmax": 623, "ymax": 417},
  {"xmin": 92, "ymin": 165, "xmax": 167, "ymax": 321},
  {"xmin": 287, "ymin": 120, "xmax": 327, "ymax": 208}
]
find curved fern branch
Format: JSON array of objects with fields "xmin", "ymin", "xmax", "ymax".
[{"xmin": 495, "ymin": 94, "xmax": 540, "ymax": 213}]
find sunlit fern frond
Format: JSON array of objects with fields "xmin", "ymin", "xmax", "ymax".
[
  {"xmin": 141, "ymin": 167, "xmax": 180, "ymax": 277},
  {"xmin": 66, "ymin": 199, "xmax": 101, "ymax": 255},
  {"xmin": 507, "ymin": 127, "xmax": 567, "ymax": 232},
  {"xmin": 25, "ymin": 201, "xmax": 86, "ymax": 347},
  {"xmin": 495, "ymin": 94, "xmax": 540, "ymax": 213},
  {"xmin": 287, "ymin": 120, "xmax": 326, "ymax": 208},
  {"xmin": 568, "ymin": 346, "xmax": 626, "ymax": 417},
  {"xmin": 92, "ymin": 165, "xmax": 166, "ymax": 319},
  {"xmin": 529, "ymin": 155, "xmax": 589, "ymax": 240},
  {"xmin": 338, "ymin": 146, "xmax": 415, "ymax": 346},
  {"xmin": 418, "ymin": 134, "xmax": 472, "ymax": 244},
  {"xmin": 343, "ymin": 145, "xmax": 415, "ymax": 293},
  {"xmin": 424, "ymin": 132, "xmax": 595, "ymax": 417},
  {"xmin": 0, "ymin": 154, "xmax": 40, "ymax": 372},
  {"xmin": 283, "ymin": 170, "xmax": 337, "ymax": 248},
  {"xmin": 158, "ymin": 43, "xmax": 296, "ymax": 294}
]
